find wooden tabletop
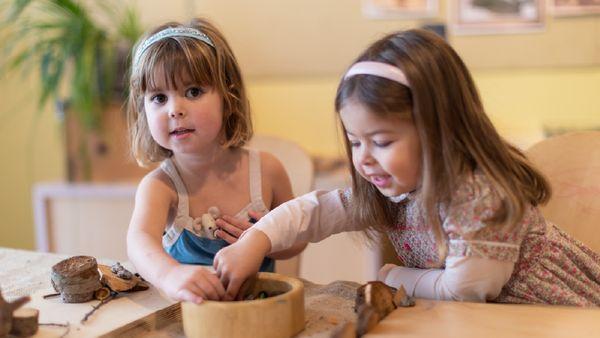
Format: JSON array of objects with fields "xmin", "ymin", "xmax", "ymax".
[
  {"xmin": 365, "ymin": 298, "xmax": 600, "ymax": 338},
  {"xmin": 3, "ymin": 247, "xmax": 599, "ymax": 337}
]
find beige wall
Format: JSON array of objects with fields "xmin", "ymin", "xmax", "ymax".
[{"xmin": 1, "ymin": 1, "xmax": 600, "ymax": 249}]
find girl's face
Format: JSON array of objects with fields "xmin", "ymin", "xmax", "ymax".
[
  {"xmin": 340, "ymin": 99, "xmax": 422, "ymax": 198},
  {"xmin": 143, "ymin": 69, "xmax": 223, "ymax": 156}
]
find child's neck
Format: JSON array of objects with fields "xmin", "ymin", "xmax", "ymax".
[{"xmin": 172, "ymin": 147, "xmax": 239, "ymax": 186}]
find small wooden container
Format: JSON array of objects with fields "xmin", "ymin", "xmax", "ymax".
[{"xmin": 182, "ymin": 272, "xmax": 305, "ymax": 338}]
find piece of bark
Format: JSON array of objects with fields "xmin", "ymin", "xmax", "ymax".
[
  {"xmin": 356, "ymin": 281, "xmax": 396, "ymax": 320},
  {"xmin": 0, "ymin": 288, "xmax": 30, "ymax": 337},
  {"xmin": 355, "ymin": 304, "xmax": 380, "ymax": 337},
  {"xmin": 51, "ymin": 256, "xmax": 102, "ymax": 303},
  {"xmin": 127, "ymin": 280, "xmax": 150, "ymax": 292},
  {"xmin": 10, "ymin": 307, "xmax": 38, "ymax": 337},
  {"xmin": 98, "ymin": 265, "xmax": 140, "ymax": 292},
  {"xmin": 393, "ymin": 285, "xmax": 415, "ymax": 307}
]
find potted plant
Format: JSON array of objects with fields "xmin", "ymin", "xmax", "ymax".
[{"xmin": 0, "ymin": 0, "xmax": 144, "ymax": 181}]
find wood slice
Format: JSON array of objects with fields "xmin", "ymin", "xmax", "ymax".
[
  {"xmin": 0, "ymin": 289, "xmax": 29, "ymax": 337},
  {"xmin": 51, "ymin": 256, "xmax": 101, "ymax": 303},
  {"xmin": 10, "ymin": 307, "xmax": 38, "ymax": 337},
  {"xmin": 98, "ymin": 265, "xmax": 140, "ymax": 292}
]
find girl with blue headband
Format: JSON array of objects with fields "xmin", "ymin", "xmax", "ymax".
[
  {"xmin": 214, "ymin": 29, "xmax": 600, "ymax": 305},
  {"xmin": 126, "ymin": 18, "xmax": 306, "ymax": 304}
]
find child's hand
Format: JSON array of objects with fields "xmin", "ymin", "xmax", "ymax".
[
  {"xmin": 215, "ymin": 210, "xmax": 265, "ymax": 244},
  {"xmin": 213, "ymin": 229, "xmax": 271, "ymax": 300},
  {"xmin": 378, "ymin": 263, "xmax": 399, "ymax": 282},
  {"xmin": 159, "ymin": 264, "xmax": 226, "ymax": 304}
]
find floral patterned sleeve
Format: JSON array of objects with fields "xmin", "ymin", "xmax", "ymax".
[{"xmin": 442, "ymin": 172, "xmax": 527, "ymax": 263}]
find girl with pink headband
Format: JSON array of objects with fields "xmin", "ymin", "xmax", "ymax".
[{"xmin": 214, "ymin": 29, "xmax": 600, "ymax": 306}]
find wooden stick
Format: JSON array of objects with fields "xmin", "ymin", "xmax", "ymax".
[
  {"xmin": 81, "ymin": 292, "xmax": 117, "ymax": 324},
  {"xmin": 39, "ymin": 322, "xmax": 70, "ymax": 338}
]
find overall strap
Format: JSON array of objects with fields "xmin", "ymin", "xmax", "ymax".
[
  {"xmin": 160, "ymin": 158, "xmax": 190, "ymax": 218},
  {"xmin": 248, "ymin": 149, "xmax": 264, "ymax": 206}
]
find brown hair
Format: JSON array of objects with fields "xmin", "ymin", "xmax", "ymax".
[
  {"xmin": 335, "ymin": 29, "xmax": 550, "ymax": 261},
  {"xmin": 127, "ymin": 18, "xmax": 252, "ymax": 166}
]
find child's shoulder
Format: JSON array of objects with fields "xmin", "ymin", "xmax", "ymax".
[
  {"xmin": 136, "ymin": 165, "xmax": 177, "ymax": 199},
  {"xmin": 255, "ymin": 150, "xmax": 289, "ymax": 182},
  {"xmin": 253, "ymin": 150, "xmax": 293, "ymax": 203}
]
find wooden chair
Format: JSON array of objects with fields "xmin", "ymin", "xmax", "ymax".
[
  {"xmin": 526, "ymin": 131, "xmax": 600, "ymax": 252},
  {"xmin": 247, "ymin": 135, "xmax": 314, "ymax": 197},
  {"xmin": 247, "ymin": 135, "xmax": 315, "ymax": 277},
  {"xmin": 33, "ymin": 183, "xmax": 136, "ymax": 261}
]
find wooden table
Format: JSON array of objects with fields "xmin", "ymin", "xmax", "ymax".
[
  {"xmin": 2, "ymin": 247, "xmax": 599, "ymax": 338},
  {"xmin": 365, "ymin": 297, "xmax": 600, "ymax": 338},
  {"xmin": 0, "ymin": 247, "xmax": 359, "ymax": 337}
]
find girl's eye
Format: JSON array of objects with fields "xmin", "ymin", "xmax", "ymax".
[
  {"xmin": 349, "ymin": 140, "xmax": 360, "ymax": 148},
  {"xmin": 150, "ymin": 94, "xmax": 167, "ymax": 104},
  {"xmin": 373, "ymin": 140, "xmax": 392, "ymax": 148},
  {"xmin": 185, "ymin": 87, "xmax": 204, "ymax": 98}
]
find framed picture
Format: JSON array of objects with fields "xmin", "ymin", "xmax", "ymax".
[
  {"xmin": 552, "ymin": 0, "xmax": 600, "ymax": 16},
  {"xmin": 450, "ymin": 0, "xmax": 546, "ymax": 35},
  {"xmin": 362, "ymin": 0, "xmax": 439, "ymax": 19}
]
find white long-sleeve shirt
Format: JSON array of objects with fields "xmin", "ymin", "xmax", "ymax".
[{"xmin": 253, "ymin": 189, "xmax": 515, "ymax": 302}]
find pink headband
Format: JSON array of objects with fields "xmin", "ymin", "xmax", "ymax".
[{"xmin": 343, "ymin": 61, "xmax": 410, "ymax": 88}]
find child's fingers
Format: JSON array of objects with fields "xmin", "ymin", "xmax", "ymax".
[
  {"xmin": 216, "ymin": 218, "xmax": 244, "ymax": 238},
  {"xmin": 220, "ymin": 215, "xmax": 252, "ymax": 232},
  {"xmin": 247, "ymin": 210, "xmax": 266, "ymax": 221},
  {"xmin": 225, "ymin": 277, "xmax": 243, "ymax": 301},
  {"xmin": 205, "ymin": 273, "xmax": 227, "ymax": 300},
  {"xmin": 377, "ymin": 263, "xmax": 398, "ymax": 281},
  {"xmin": 215, "ymin": 229, "xmax": 237, "ymax": 244},
  {"xmin": 176, "ymin": 289, "xmax": 204, "ymax": 304}
]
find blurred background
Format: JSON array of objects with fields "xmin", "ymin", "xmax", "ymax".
[{"xmin": 1, "ymin": 0, "xmax": 599, "ymax": 283}]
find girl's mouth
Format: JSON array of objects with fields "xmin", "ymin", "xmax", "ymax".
[
  {"xmin": 370, "ymin": 175, "xmax": 391, "ymax": 188},
  {"xmin": 170, "ymin": 128, "xmax": 195, "ymax": 138}
]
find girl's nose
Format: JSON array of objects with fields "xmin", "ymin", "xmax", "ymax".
[
  {"xmin": 357, "ymin": 145, "xmax": 375, "ymax": 166},
  {"xmin": 168, "ymin": 98, "xmax": 186, "ymax": 118},
  {"xmin": 169, "ymin": 110, "xmax": 185, "ymax": 118}
]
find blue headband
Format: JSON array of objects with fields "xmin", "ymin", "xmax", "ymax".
[{"xmin": 133, "ymin": 27, "xmax": 215, "ymax": 69}]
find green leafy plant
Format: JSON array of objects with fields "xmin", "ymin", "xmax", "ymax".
[{"xmin": 0, "ymin": 0, "xmax": 142, "ymax": 130}]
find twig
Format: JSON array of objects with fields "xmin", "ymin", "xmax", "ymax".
[
  {"xmin": 81, "ymin": 291, "xmax": 118, "ymax": 324},
  {"xmin": 40, "ymin": 322, "xmax": 70, "ymax": 338},
  {"xmin": 42, "ymin": 292, "xmax": 60, "ymax": 299}
]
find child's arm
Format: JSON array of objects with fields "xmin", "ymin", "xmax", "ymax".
[
  {"xmin": 378, "ymin": 256, "xmax": 514, "ymax": 302},
  {"xmin": 214, "ymin": 189, "xmax": 362, "ymax": 299},
  {"xmin": 127, "ymin": 171, "xmax": 225, "ymax": 303},
  {"xmin": 214, "ymin": 152, "xmax": 307, "ymax": 258},
  {"xmin": 261, "ymin": 152, "xmax": 307, "ymax": 259}
]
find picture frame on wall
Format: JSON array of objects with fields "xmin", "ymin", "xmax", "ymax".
[
  {"xmin": 450, "ymin": 0, "xmax": 546, "ymax": 35},
  {"xmin": 362, "ymin": 0, "xmax": 439, "ymax": 19},
  {"xmin": 552, "ymin": 0, "xmax": 600, "ymax": 16}
]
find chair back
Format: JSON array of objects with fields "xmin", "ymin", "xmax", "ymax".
[
  {"xmin": 526, "ymin": 131, "xmax": 600, "ymax": 252},
  {"xmin": 248, "ymin": 135, "xmax": 314, "ymax": 197}
]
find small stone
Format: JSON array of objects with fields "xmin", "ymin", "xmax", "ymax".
[
  {"xmin": 116, "ymin": 270, "xmax": 133, "ymax": 280},
  {"xmin": 110, "ymin": 262, "xmax": 123, "ymax": 274}
]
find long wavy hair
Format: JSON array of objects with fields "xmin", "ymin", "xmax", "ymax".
[
  {"xmin": 127, "ymin": 18, "xmax": 252, "ymax": 166},
  {"xmin": 335, "ymin": 29, "xmax": 551, "ymax": 264}
]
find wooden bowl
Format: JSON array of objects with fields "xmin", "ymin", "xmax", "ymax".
[{"xmin": 181, "ymin": 272, "xmax": 305, "ymax": 338}]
